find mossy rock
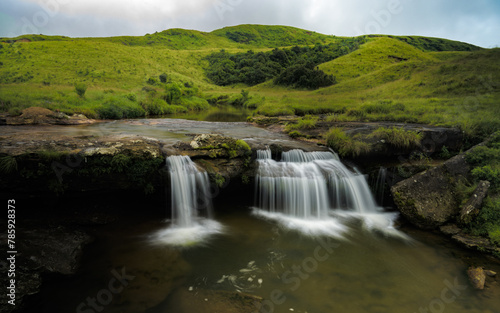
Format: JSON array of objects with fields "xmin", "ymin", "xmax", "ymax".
[{"xmin": 190, "ymin": 134, "xmax": 251, "ymax": 159}]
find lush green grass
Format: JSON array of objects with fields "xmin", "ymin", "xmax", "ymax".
[
  {"xmin": 250, "ymin": 37, "xmax": 499, "ymax": 141},
  {"xmin": 284, "ymin": 115, "xmax": 319, "ymax": 134},
  {"xmin": 374, "ymin": 35, "xmax": 481, "ymax": 52},
  {"xmin": 211, "ymin": 25, "xmax": 339, "ymax": 47},
  {"xmin": 0, "ymin": 25, "xmax": 499, "ymax": 140}
]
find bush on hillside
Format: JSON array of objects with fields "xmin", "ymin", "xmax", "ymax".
[{"xmin": 74, "ymin": 83, "xmax": 87, "ymax": 97}]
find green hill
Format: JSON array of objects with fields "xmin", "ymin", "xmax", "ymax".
[{"xmin": 0, "ymin": 24, "xmax": 498, "ymax": 138}]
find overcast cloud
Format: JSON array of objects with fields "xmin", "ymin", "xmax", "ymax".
[{"xmin": 1, "ymin": 0, "xmax": 499, "ymax": 48}]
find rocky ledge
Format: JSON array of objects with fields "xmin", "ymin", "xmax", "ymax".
[
  {"xmin": 0, "ymin": 107, "xmax": 96, "ymax": 126},
  {"xmin": 250, "ymin": 115, "xmax": 463, "ymax": 162},
  {"xmin": 391, "ymin": 138, "xmax": 500, "ymax": 258}
]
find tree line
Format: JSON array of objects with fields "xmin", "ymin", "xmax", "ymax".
[{"xmin": 205, "ymin": 37, "xmax": 367, "ymax": 89}]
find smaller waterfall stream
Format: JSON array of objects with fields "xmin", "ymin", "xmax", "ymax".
[
  {"xmin": 372, "ymin": 167, "xmax": 388, "ymax": 206},
  {"xmin": 150, "ymin": 155, "xmax": 223, "ymax": 246},
  {"xmin": 167, "ymin": 155, "xmax": 213, "ymax": 227},
  {"xmin": 254, "ymin": 149, "xmax": 407, "ymax": 238}
]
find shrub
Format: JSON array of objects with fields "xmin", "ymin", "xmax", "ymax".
[
  {"xmin": 274, "ymin": 63, "xmax": 336, "ymax": 89},
  {"xmin": 159, "ymin": 73, "xmax": 168, "ymax": 83},
  {"xmin": 142, "ymin": 86, "xmax": 157, "ymax": 94},
  {"xmin": 147, "ymin": 76, "xmax": 159, "ymax": 85},
  {"xmin": 471, "ymin": 165, "xmax": 500, "ymax": 187},
  {"xmin": 74, "ymin": 83, "xmax": 87, "ymax": 97},
  {"xmin": 142, "ymin": 98, "xmax": 169, "ymax": 116},
  {"xmin": 97, "ymin": 97, "xmax": 146, "ymax": 119},
  {"xmin": 466, "ymin": 145, "xmax": 500, "ymax": 166},
  {"xmin": 178, "ymin": 96, "xmax": 210, "ymax": 111},
  {"xmin": 164, "ymin": 83, "xmax": 182, "ymax": 104},
  {"xmin": 125, "ymin": 93, "xmax": 137, "ymax": 102}
]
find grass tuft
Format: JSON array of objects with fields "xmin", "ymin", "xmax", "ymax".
[
  {"xmin": 324, "ymin": 127, "xmax": 370, "ymax": 157},
  {"xmin": 372, "ymin": 127, "xmax": 422, "ymax": 150}
]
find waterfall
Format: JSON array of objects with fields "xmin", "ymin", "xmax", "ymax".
[
  {"xmin": 166, "ymin": 155, "xmax": 213, "ymax": 227},
  {"xmin": 254, "ymin": 149, "xmax": 407, "ymax": 238},
  {"xmin": 373, "ymin": 167, "xmax": 387, "ymax": 206},
  {"xmin": 150, "ymin": 155, "xmax": 222, "ymax": 246},
  {"xmin": 256, "ymin": 149, "xmax": 380, "ymax": 215}
]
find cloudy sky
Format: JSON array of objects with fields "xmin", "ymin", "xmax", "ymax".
[{"xmin": 1, "ymin": 0, "xmax": 499, "ymax": 48}]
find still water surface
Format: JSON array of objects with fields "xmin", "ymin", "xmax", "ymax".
[{"xmin": 33, "ymin": 207, "xmax": 500, "ymax": 313}]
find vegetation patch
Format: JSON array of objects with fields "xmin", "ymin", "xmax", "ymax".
[
  {"xmin": 463, "ymin": 132, "xmax": 500, "ymax": 247},
  {"xmin": 371, "ymin": 127, "xmax": 422, "ymax": 150},
  {"xmin": 284, "ymin": 115, "xmax": 318, "ymax": 132},
  {"xmin": 324, "ymin": 127, "xmax": 370, "ymax": 158},
  {"xmin": 204, "ymin": 37, "xmax": 365, "ymax": 88}
]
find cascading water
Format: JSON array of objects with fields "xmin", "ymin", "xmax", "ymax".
[
  {"xmin": 254, "ymin": 149, "xmax": 407, "ymax": 238},
  {"xmin": 372, "ymin": 167, "xmax": 388, "ymax": 206},
  {"xmin": 167, "ymin": 155, "xmax": 213, "ymax": 227},
  {"xmin": 150, "ymin": 155, "xmax": 223, "ymax": 246}
]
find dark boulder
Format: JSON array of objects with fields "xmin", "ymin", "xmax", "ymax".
[{"xmin": 391, "ymin": 154, "xmax": 471, "ymax": 229}]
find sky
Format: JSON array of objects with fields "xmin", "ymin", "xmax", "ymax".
[{"xmin": 1, "ymin": 0, "xmax": 499, "ymax": 48}]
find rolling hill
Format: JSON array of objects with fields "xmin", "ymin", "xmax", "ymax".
[{"xmin": 0, "ymin": 24, "xmax": 498, "ymax": 138}]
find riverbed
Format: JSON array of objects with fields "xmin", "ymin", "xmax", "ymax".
[{"xmin": 3, "ymin": 115, "xmax": 500, "ymax": 313}]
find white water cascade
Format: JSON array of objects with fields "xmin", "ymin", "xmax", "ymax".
[
  {"xmin": 167, "ymin": 155, "xmax": 213, "ymax": 227},
  {"xmin": 150, "ymin": 155, "xmax": 223, "ymax": 246},
  {"xmin": 254, "ymin": 149, "xmax": 407, "ymax": 238}
]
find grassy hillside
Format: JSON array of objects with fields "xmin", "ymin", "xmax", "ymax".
[
  {"xmin": 0, "ymin": 24, "xmax": 498, "ymax": 138},
  {"xmin": 211, "ymin": 24, "xmax": 339, "ymax": 47}
]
